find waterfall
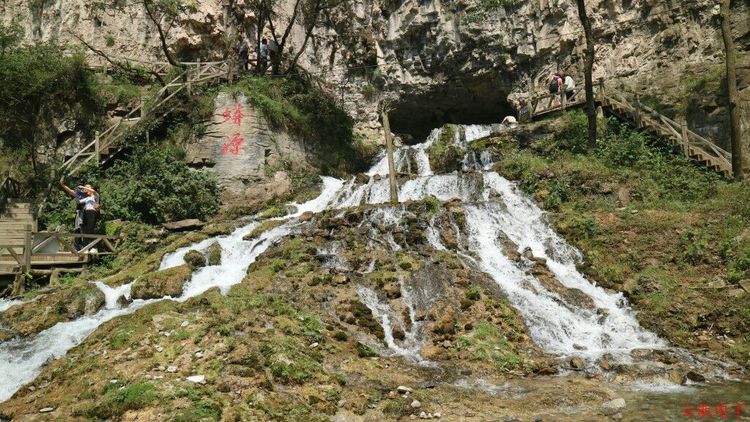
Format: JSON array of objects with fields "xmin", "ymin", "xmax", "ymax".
[{"xmin": 0, "ymin": 122, "xmax": 666, "ymax": 402}]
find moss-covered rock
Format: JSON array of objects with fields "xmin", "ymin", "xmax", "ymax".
[
  {"xmin": 183, "ymin": 249, "xmax": 206, "ymax": 268},
  {"xmin": 428, "ymin": 124, "xmax": 465, "ymax": 173},
  {"xmin": 0, "ymin": 284, "xmax": 105, "ymax": 337},
  {"xmin": 243, "ymin": 219, "xmax": 285, "ymax": 241},
  {"xmin": 0, "ymin": 328, "xmax": 14, "ymax": 342},
  {"xmin": 207, "ymin": 242, "xmax": 222, "ymax": 266},
  {"xmin": 130, "ymin": 265, "xmax": 192, "ymax": 299}
]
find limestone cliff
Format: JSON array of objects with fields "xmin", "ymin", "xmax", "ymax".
[{"xmin": 6, "ymin": 0, "xmax": 748, "ymax": 143}]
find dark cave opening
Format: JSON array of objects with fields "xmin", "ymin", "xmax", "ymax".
[{"xmin": 387, "ymin": 77, "xmax": 516, "ymax": 144}]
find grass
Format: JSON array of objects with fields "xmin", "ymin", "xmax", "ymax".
[{"xmin": 81, "ymin": 382, "xmax": 157, "ymax": 420}]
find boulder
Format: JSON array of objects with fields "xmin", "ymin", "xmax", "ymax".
[
  {"xmin": 163, "ymin": 219, "xmax": 204, "ymax": 231},
  {"xmin": 570, "ymin": 356, "xmax": 585, "ymax": 370},
  {"xmin": 131, "ymin": 265, "xmax": 192, "ymax": 299},
  {"xmin": 183, "ymin": 249, "xmax": 206, "ymax": 268},
  {"xmin": 206, "ymin": 242, "xmax": 222, "ymax": 266},
  {"xmin": 601, "ymin": 398, "xmax": 626, "ymax": 416}
]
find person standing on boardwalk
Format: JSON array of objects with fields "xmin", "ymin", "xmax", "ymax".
[
  {"xmin": 237, "ymin": 35, "xmax": 249, "ymax": 72},
  {"xmin": 258, "ymin": 38, "xmax": 269, "ymax": 74},
  {"xmin": 547, "ymin": 73, "xmax": 563, "ymax": 108},
  {"xmin": 563, "ymin": 73, "xmax": 576, "ymax": 101}
]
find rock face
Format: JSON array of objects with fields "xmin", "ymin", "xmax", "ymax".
[
  {"xmin": 185, "ymin": 92, "xmax": 312, "ymax": 207},
  {"xmin": 131, "ymin": 265, "xmax": 192, "ymax": 299},
  {"xmin": 9, "ymin": 0, "xmax": 747, "ymax": 143}
]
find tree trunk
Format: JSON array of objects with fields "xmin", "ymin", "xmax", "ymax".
[
  {"xmin": 381, "ymin": 110, "xmax": 399, "ymax": 204},
  {"xmin": 575, "ymin": 0, "xmax": 597, "ymax": 149},
  {"xmin": 720, "ymin": 0, "xmax": 743, "ymax": 181}
]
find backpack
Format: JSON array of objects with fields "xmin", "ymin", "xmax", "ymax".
[{"xmin": 549, "ymin": 78, "xmax": 559, "ymax": 93}]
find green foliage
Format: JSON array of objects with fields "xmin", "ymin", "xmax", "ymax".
[
  {"xmin": 356, "ymin": 342, "xmax": 380, "ymax": 358},
  {"xmin": 44, "ymin": 146, "xmax": 219, "ymax": 227},
  {"xmin": 83, "ymin": 382, "xmax": 157, "ymax": 419},
  {"xmin": 677, "ymin": 229, "xmax": 709, "ymax": 265},
  {"xmin": 105, "ymin": 33, "xmax": 115, "ymax": 47},
  {"xmin": 0, "ymin": 29, "xmax": 104, "ymax": 189},
  {"xmin": 225, "ymin": 76, "xmax": 370, "ymax": 175},
  {"xmin": 551, "ymin": 111, "xmax": 589, "ymax": 154},
  {"xmin": 429, "ymin": 124, "xmax": 465, "ymax": 173},
  {"xmin": 479, "ymin": 0, "xmax": 518, "ymax": 12}
]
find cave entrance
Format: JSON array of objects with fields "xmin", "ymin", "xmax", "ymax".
[{"xmin": 388, "ymin": 76, "xmax": 515, "ymax": 144}]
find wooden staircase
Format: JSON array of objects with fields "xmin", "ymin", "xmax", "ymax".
[
  {"xmin": 61, "ymin": 60, "xmax": 230, "ymax": 176},
  {"xmin": 521, "ymin": 83, "xmax": 733, "ymax": 178},
  {"xmin": 0, "ymin": 202, "xmax": 36, "ymax": 276}
]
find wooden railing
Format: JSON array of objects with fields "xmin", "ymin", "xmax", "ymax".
[
  {"xmin": 32, "ymin": 232, "xmax": 118, "ymax": 256},
  {"xmin": 520, "ymin": 80, "xmax": 732, "ymax": 177},
  {"xmin": 61, "ymin": 60, "xmax": 231, "ymax": 176}
]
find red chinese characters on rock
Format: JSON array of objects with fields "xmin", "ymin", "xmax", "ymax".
[
  {"xmin": 221, "ymin": 104, "xmax": 244, "ymax": 126},
  {"xmin": 222, "ymin": 133, "xmax": 245, "ymax": 156},
  {"xmin": 682, "ymin": 402, "xmax": 744, "ymax": 419},
  {"xmin": 220, "ymin": 104, "xmax": 246, "ymax": 156}
]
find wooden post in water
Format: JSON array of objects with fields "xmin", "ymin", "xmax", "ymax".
[
  {"xmin": 13, "ymin": 224, "xmax": 32, "ymax": 295},
  {"xmin": 381, "ymin": 110, "xmax": 399, "ymax": 204}
]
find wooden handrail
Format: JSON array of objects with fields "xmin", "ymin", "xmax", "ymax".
[
  {"xmin": 62, "ymin": 61, "xmax": 229, "ymax": 175},
  {"xmin": 522, "ymin": 80, "xmax": 732, "ymax": 177}
]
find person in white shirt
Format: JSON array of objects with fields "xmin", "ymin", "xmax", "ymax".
[
  {"xmin": 78, "ymin": 186, "xmax": 101, "ymax": 247},
  {"xmin": 563, "ymin": 73, "xmax": 576, "ymax": 101}
]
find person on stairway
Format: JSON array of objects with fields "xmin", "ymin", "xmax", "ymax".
[
  {"xmin": 78, "ymin": 185, "xmax": 101, "ymax": 253},
  {"xmin": 237, "ymin": 35, "xmax": 249, "ymax": 72},
  {"xmin": 547, "ymin": 73, "xmax": 563, "ymax": 108},
  {"xmin": 563, "ymin": 73, "xmax": 576, "ymax": 101},
  {"xmin": 258, "ymin": 38, "xmax": 269, "ymax": 74}
]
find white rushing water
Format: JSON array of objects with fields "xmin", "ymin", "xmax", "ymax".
[
  {"xmin": 0, "ymin": 122, "xmax": 664, "ymax": 402},
  {"xmin": 0, "ymin": 299, "xmax": 23, "ymax": 313},
  {"xmin": 0, "ymin": 178, "xmax": 344, "ymax": 402},
  {"xmin": 330, "ymin": 124, "xmax": 664, "ymax": 359}
]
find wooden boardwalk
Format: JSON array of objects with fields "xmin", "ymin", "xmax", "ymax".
[
  {"xmin": 0, "ymin": 188, "xmax": 118, "ymax": 294},
  {"xmin": 520, "ymin": 82, "xmax": 732, "ymax": 178}
]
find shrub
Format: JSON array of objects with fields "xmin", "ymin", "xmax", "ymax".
[
  {"xmin": 552, "ymin": 110, "xmax": 589, "ymax": 154},
  {"xmin": 97, "ymin": 147, "xmax": 219, "ymax": 224}
]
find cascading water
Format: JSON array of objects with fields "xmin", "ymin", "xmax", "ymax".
[
  {"xmin": 0, "ymin": 178, "xmax": 344, "ymax": 402},
  {"xmin": 0, "ymin": 121, "xmax": 667, "ymax": 403},
  {"xmin": 328, "ymin": 124, "xmax": 664, "ymax": 361}
]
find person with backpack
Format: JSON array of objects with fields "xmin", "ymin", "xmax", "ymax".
[{"xmin": 547, "ymin": 73, "xmax": 563, "ymax": 109}]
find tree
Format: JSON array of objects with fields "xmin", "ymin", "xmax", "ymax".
[
  {"xmin": 247, "ymin": 0, "xmax": 343, "ymax": 75},
  {"xmin": 719, "ymin": 0, "xmax": 743, "ymax": 181},
  {"xmin": 142, "ymin": 0, "xmax": 198, "ymax": 66},
  {"xmin": 575, "ymin": 0, "xmax": 597, "ymax": 149}
]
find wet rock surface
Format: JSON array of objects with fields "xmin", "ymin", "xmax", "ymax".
[{"xmin": 130, "ymin": 265, "xmax": 192, "ymax": 300}]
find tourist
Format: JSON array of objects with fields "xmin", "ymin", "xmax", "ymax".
[
  {"xmin": 258, "ymin": 38, "xmax": 268, "ymax": 74},
  {"xmin": 237, "ymin": 35, "xmax": 249, "ymax": 72},
  {"xmin": 502, "ymin": 115, "xmax": 518, "ymax": 128},
  {"xmin": 78, "ymin": 185, "xmax": 101, "ymax": 251},
  {"xmin": 547, "ymin": 73, "xmax": 563, "ymax": 108},
  {"xmin": 563, "ymin": 73, "xmax": 576, "ymax": 101},
  {"xmin": 59, "ymin": 177, "xmax": 86, "ymax": 249}
]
